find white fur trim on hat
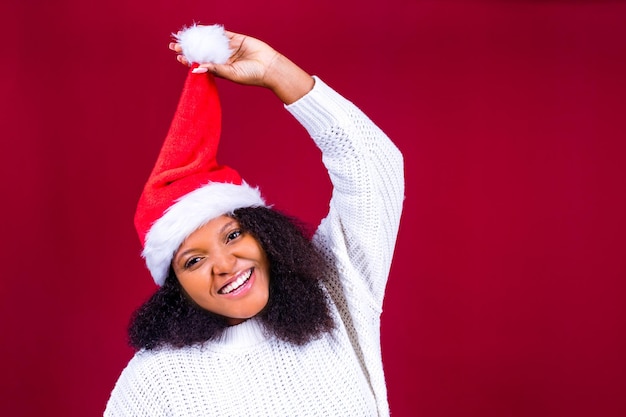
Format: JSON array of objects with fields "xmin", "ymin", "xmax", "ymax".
[
  {"xmin": 143, "ymin": 182, "xmax": 266, "ymax": 285},
  {"xmin": 174, "ymin": 24, "xmax": 231, "ymax": 65}
]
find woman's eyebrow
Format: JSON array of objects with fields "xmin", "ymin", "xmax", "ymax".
[
  {"xmin": 173, "ymin": 247, "xmax": 197, "ymax": 265},
  {"xmin": 218, "ymin": 220, "xmax": 238, "ymax": 235}
]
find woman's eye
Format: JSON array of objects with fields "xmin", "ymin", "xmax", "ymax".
[
  {"xmin": 227, "ymin": 230, "xmax": 242, "ymax": 242},
  {"xmin": 184, "ymin": 256, "xmax": 202, "ymax": 269}
]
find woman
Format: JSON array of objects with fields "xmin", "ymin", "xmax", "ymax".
[{"xmin": 105, "ymin": 24, "xmax": 404, "ymax": 416}]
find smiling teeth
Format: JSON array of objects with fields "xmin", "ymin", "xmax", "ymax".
[{"xmin": 220, "ymin": 269, "xmax": 252, "ymax": 294}]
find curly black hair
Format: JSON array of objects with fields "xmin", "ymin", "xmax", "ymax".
[{"xmin": 128, "ymin": 206, "xmax": 335, "ymax": 350}]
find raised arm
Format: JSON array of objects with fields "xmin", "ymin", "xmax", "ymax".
[{"xmin": 286, "ymin": 80, "xmax": 404, "ymax": 309}]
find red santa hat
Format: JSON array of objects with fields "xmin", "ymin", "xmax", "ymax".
[{"xmin": 134, "ymin": 24, "xmax": 266, "ymax": 286}]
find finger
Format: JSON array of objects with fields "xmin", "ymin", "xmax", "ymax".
[
  {"xmin": 169, "ymin": 42, "xmax": 182, "ymax": 52},
  {"xmin": 176, "ymin": 55, "xmax": 190, "ymax": 66}
]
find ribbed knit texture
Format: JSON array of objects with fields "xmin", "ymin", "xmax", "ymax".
[{"xmin": 104, "ymin": 77, "xmax": 404, "ymax": 417}]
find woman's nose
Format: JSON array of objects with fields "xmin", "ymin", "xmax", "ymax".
[{"xmin": 211, "ymin": 249, "xmax": 236, "ymax": 276}]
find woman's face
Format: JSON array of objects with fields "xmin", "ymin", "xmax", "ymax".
[{"xmin": 172, "ymin": 215, "xmax": 270, "ymax": 325}]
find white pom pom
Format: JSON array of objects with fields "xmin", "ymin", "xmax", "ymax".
[{"xmin": 174, "ymin": 24, "xmax": 231, "ymax": 65}]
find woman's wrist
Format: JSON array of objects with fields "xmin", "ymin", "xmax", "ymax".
[{"xmin": 264, "ymin": 54, "xmax": 314, "ymax": 105}]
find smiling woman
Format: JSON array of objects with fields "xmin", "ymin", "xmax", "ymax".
[
  {"xmin": 128, "ymin": 206, "xmax": 335, "ymax": 349},
  {"xmin": 104, "ymin": 24, "xmax": 404, "ymax": 417}
]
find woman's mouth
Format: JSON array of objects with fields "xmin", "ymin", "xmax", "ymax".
[{"xmin": 218, "ymin": 268, "xmax": 253, "ymax": 295}]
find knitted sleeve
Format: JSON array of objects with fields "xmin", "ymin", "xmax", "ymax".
[
  {"xmin": 286, "ymin": 77, "xmax": 404, "ymax": 310},
  {"xmin": 286, "ymin": 78, "xmax": 403, "ymax": 417}
]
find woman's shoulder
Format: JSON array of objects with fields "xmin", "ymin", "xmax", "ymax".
[{"xmin": 106, "ymin": 345, "xmax": 218, "ymax": 415}]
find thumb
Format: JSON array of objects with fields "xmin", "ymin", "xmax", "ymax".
[
  {"xmin": 192, "ymin": 63, "xmax": 218, "ymax": 74},
  {"xmin": 195, "ymin": 62, "xmax": 234, "ymax": 79}
]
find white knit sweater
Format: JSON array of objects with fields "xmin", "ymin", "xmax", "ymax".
[{"xmin": 105, "ymin": 77, "xmax": 404, "ymax": 417}]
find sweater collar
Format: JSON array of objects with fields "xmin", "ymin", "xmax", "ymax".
[{"xmin": 211, "ymin": 318, "xmax": 269, "ymax": 351}]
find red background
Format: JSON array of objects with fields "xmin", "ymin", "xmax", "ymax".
[{"xmin": 2, "ymin": 1, "xmax": 625, "ymax": 416}]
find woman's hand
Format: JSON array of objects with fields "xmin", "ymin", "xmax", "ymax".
[{"xmin": 169, "ymin": 29, "xmax": 314, "ymax": 104}]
